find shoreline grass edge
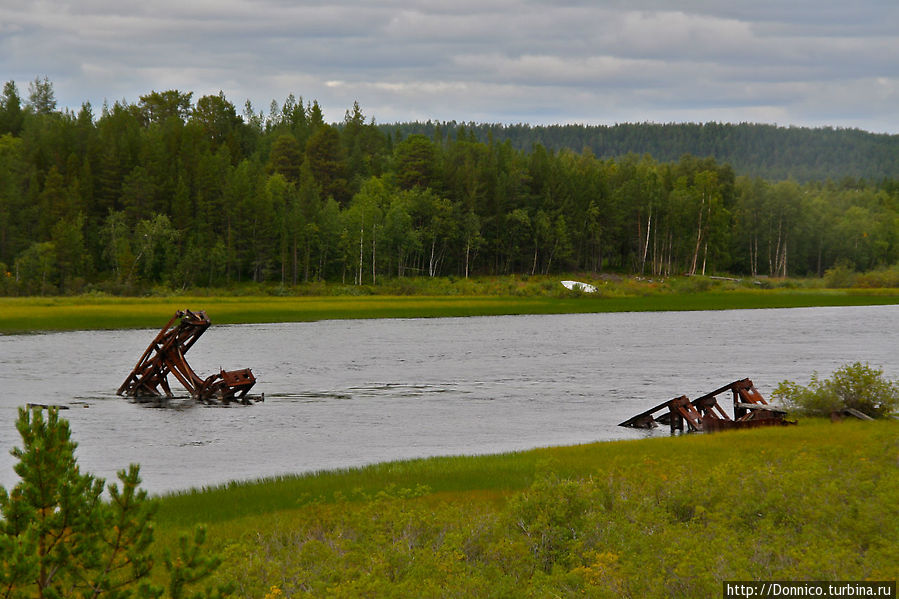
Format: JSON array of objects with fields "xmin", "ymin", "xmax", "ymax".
[{"xmin": 2, "ymin": 288, "xmax": 898, "ymax": 333}]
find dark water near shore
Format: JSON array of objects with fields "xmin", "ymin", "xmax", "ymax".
[{"xmin": 1, "ymin": 305, "xmax": 896, "ymax": 495}]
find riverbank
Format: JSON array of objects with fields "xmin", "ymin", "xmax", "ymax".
[
  {"xmin": 150, "ymin": 419, "xmax": 898, "ymax": 596},
  {"xmin": 2, "ymin": 285, "xmax": 898, "ymax": 333}
]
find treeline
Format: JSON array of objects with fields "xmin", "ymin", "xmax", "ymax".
[
  {"xmin": 386, "ymin": 121, "xmax": 899, "ymax": 182},
  {"xmin": 1, "ymin": 79, "xmax": 898, "ymax": 295}
]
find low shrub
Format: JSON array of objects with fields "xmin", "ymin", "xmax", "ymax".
[
  {"xmin": 772, "ymin": 361, "xmax": 899, "ymax": 418},
  {"xmin": 824, "ymin": 262, "xmax": 858, "ymax": 288},
  {"xmin": 207, "ymin": 423, "xmax": 899, "ymax": 597},
  {"xmin": 855, "ymin": 264, "xmax": 899, "ymax": 288}
]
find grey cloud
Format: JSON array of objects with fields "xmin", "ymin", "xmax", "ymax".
[{"xmin": 1, "ymin": 0, "xmax": 897, "ymax": 132}]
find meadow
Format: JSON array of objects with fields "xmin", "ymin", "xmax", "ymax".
[{"xmin": 149, "ymin": 419, "xmax": 899, "ymax": 597}]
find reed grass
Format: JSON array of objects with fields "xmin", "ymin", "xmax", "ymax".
[{"xmin": 153, "ymin": 418, "xmax": 894, "ymax": 527}]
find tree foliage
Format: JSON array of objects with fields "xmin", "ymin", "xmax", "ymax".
[
  {"xmin": 0, "ymin": 82, "xmax": 25, "ymax": 136},
  {"xmin": 1, "ymin": 79, "xmax": 898, "ymax": 294},
  {"xmin": 386, "ymin": 120, "xmax": 899, "ymax": 182},
  {"xmin": 0, "ymin": 407, "xmax": 229, "ymax": 598},
  {"xmin": 27, "ymin": 77, "xmax": 56, "ymax": 115}
]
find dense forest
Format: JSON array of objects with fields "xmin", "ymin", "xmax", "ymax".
[
  {"xmin": 1, "ymin": 78, "xmax": 898, "ymax": 295},
  {"xmin": 387, "ymin": 121, "xmax": 899, "ymax": 182}
]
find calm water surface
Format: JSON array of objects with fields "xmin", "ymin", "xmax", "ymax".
[{"xmin": 1, "ymin": 306, "xmax": 896, "ymax": 495}]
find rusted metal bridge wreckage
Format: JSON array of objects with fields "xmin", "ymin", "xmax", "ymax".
[
  {"xmin": 619, "ymin": 378, "xmax": 792, "ymax": 432},
  {"xmin": 117, "ymin": 310, "xmax": 259, "ymax": 405}
]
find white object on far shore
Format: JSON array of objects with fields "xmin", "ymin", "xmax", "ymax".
[{"xmin": 560, "ymin": 280, "xmax": 597, "ymax": 293}]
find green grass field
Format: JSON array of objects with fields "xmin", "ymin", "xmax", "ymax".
[
  {"xmin": 2, "ymin": 288, "xmax": 898, "ymax": 333},
  {"xmin": 149, "ymin": 419, "xmax": 899, "ymax": 597}
]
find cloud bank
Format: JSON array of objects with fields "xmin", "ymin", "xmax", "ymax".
[{"xmin": 2, "ymin": 0, "xmax": 897, "ymax": 132}]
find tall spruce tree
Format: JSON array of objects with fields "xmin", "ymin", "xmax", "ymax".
[{"xmin": 0, "ymin": 81, "xmax": 24, "ymax": 136}]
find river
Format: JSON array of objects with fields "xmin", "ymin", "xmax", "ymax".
[{"xmin": 1, "ymin": 305, "xmax": 896, "ymax": 495}]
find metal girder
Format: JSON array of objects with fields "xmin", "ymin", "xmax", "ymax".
[
  {"xmin": 117, "ymin": 310, "xmax": 257, "ymax": 404},
  {"xmin": 619, "ymin": 378, "xmax": 791, "ymax": 432}
]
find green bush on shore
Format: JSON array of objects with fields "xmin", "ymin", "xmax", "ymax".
[
  {"xmin": 773, "ymin": 361, "xmax": 899, "ymax": 418},
  {"xmin": 5, "ymin": 270, "xmax": 899, "ymax": 302}
]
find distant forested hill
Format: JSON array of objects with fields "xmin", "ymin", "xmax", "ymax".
[
  {"xmin": 381, "ymin": 121, "xmax": 899, "ymax": 182},
  {"xmin": 2, "ymin": 79, "xmax": 897, "ymax": 295}
]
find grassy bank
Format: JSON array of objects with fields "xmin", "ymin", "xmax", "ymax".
[
  {"xmin": 151, "ymin": 420, "xmax": 898, "ymax": 597},
  {"xmin": 2, "ymin": 284, "xmax": 898, "ymax": 333}
]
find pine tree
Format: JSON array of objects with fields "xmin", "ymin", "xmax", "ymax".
[
  {"xmin": 0, "ymin": 81, "xmax": 25, "ymax": 136},
  {"xmin": 1, "ymin": 407, "xmax": 107, "ymax": 597},
  {"xmin": 0, "ymin": 407, "xmax": 231, "ymax": 599}
]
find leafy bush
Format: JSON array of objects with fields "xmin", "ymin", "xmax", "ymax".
[
  {"xmin": 855, "ymin": 264, "xmax": 899, "ymax": 288},
  {"xmin": 506, "ymin": 473, "xmax": 592, "ymax": 572},
  {"xmin": 824, "ymin": 262, "xmax": 858, "ymax": 288},
  {"xmin": 667, "ymin": 275, "xmax": 720, "ymax": 293},
  {"xmin": 772, "ymin": 361, "xmax": 899, "ymax": 418}
]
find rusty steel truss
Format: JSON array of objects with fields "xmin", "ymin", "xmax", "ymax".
[
  {"xmin": 117, "ymin": 310, "xmax": 257, "ymax": 404},
  {"xmin": 619, "ymin": 378, "xmax": 792, "ymax": 433}
]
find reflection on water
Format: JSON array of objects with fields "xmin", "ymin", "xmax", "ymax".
[{"xmin": 1, "ymin": 305, "xmax": 896, "ymax": 495}]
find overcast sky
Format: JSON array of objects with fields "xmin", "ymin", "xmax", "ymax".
[{"xmin": 2, "ymin": 1, "xmax": 898, "ymax": 133}]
